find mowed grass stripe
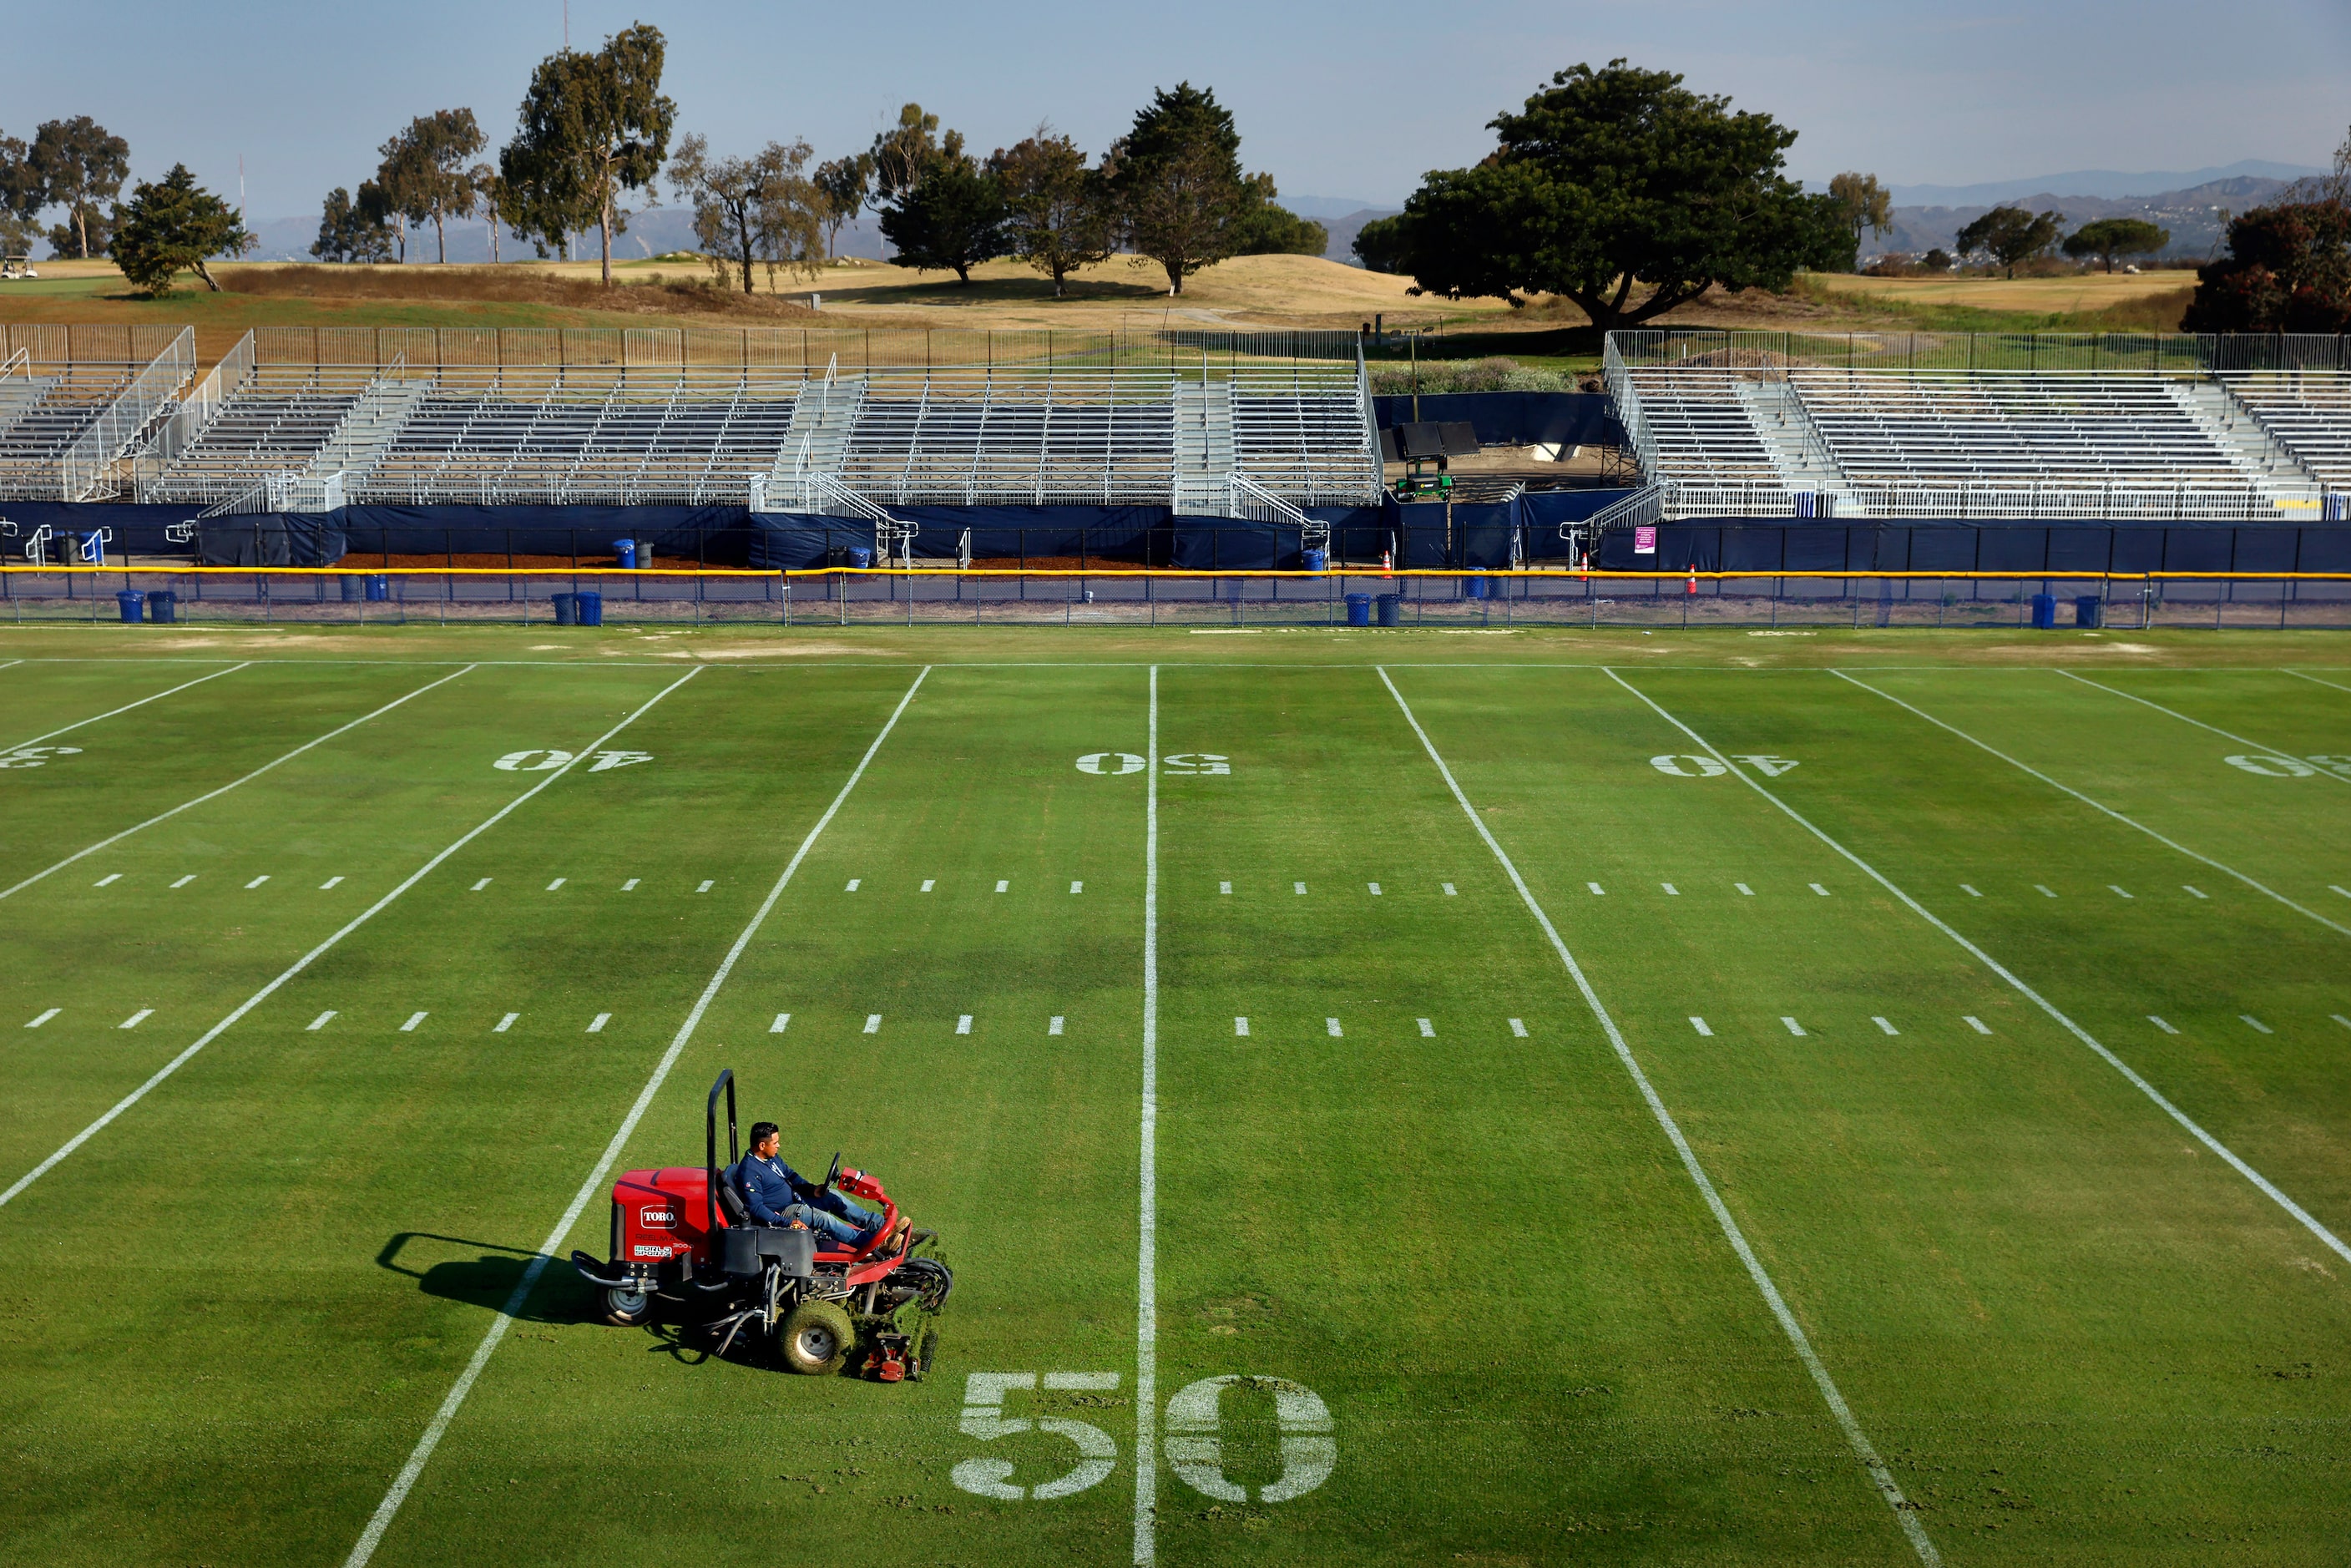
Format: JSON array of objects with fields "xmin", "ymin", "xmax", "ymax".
[
  {"xmin": 360, "ymin": 669, "xmax": 1150, "ymax": 1568},
  {"xmin": 0, "ymin": 665, "xmax": 699, "ymax": 1168},
  {"xmin": 1391, "ymin": 665, "xmax": 2351, "ymax": 1553},
  {"xmin": 2056, "ymin": 668, "xmax": 2351, "ymax": 783},
  {"xmin": 1606, "ymin": 666, "xmax": 2351, "ymax": 1272},
  {"xmin": 0, "ymin": 668, "xmax": 705, "ymax": 1211},
  {"xmin": 0, "ymin": 669, "xmax": 925, "ymax": 1567},
  {"xmin": 0, "ymin": 665, "xmax": 478, "ymax": 905},
  {"xmin": 0, "ymin": 660, "xmax": 250, "ymax": 754},
  {"xmin": 1831, "ymin": 670, "xmax": 2351, "ymax": 938},
  {"xmin": 1742, "ymin": 666, "xmax": 2351, "ymax": 1222},
  {"xmin": 343, "ymin": 667, "xmax": 932, "ymax": 1568},
  {"xmin": 1155, "ymin": 667, "xmax": 1900, "ymax": 1564},
  {"xmin": 1378, "ymin": 666, "xmax": 1940, "ymax": 1566}
]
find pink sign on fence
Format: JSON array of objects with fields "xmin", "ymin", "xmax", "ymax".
[{"xmin": 1633, "ymin": 525, "xmax": 1657, "ymax": 555}]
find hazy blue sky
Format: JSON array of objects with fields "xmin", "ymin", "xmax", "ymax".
[{"xmin": 7, "ymin": 0, "xmax": 2348, "ymax": 220}]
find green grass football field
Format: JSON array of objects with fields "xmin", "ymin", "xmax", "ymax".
[{"xmin": 3, "ymin": 624, "xmax": 2350, "ymax": 1566}]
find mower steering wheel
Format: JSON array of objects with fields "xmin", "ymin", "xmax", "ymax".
[{"xmin": 824, "ymin": 1151, "xmax": 841, "ymax": 1190}]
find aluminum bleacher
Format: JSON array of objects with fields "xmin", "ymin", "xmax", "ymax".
[
  {"xmin": 116, "ymin": 326, "xmax": 1380, "ymax": 515},
  {"xmin": 1607, "ymin": 331, "xmax": 2351, "ymax": 521},
  {"xmin": 2225, "ymin": 376, "xmax": 2351, "ymax": 489}
]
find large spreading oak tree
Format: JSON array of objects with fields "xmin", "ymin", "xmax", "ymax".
[{"xmin": 1382, "ymin": 60, "xmax": 1848, "ymax": 332}]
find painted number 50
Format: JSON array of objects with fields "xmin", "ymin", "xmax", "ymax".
[{"xmin": 951, "ymin": 1371, "xmax": 1336, "ymax": 1504}]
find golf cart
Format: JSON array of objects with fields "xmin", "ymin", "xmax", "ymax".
[
  {"xmin": 0, "ymin": 256, "xmax": 37, "ymax": 281},
  {"xmin": 571, "ymin": 1070, "xmax": 951, "ymax": 1379}
]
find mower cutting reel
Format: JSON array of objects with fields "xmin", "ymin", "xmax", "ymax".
[{"xmin": 571, "ymin": 1069, "xmax": 951, "ymax": 1378}]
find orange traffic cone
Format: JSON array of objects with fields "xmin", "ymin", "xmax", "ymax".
[
  {"xmin": 1380, "ymin": 549, "xmax": 1393, "ymax": 579},
  {"xmin": 1686, "ymin": 566, "xmax": 1698, "ymax": 595}
]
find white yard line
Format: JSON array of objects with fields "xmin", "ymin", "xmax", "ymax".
[
  {"xmin": 1833, "ymin": 672, "xmax": 2351, "ymax": 938},
  {"xmin": 1377, "ymin": 665, "xmax": 1940, "ymax": 1568},
  {"xmin": 321, "ymin": 877, "xmax": 344, "ymax": 890},
  {"xmin": 1873, "ymin": 1017, "xmax": 1898, "ymax": 1035},
  {"xmin": 2055, "ymin": 670, "xmax": 2351, "ymax": 782},
  {"xmin": 402, "ymin": 1013, "xmax": 427, "ymax": 1033},
  {"xmin": 2148, "ymin": 1016, "xmax": 2178, "ymax": 1034},
  {"xmin": 1690, "ymin": 1017, "xmax": 1711, "ymax": 1036},
  {"xmin": 2, "ymin": 662, "xmax": 249, "ymax": 755},
  {"xmin": 493, "ymin": 1014, "xmax": 519, "ymax": 1034},
  {"xmin": 0, "ymin": 669, "xmax": 704, "ymax": 1214},
  {"xmin": 1326, "ymin": 1017, "xmax": 1343, "ymax": 1037},
  {"xmin": 25, "ymin": 1009, "xmax": 59, "ymax": 1029},
  {"xmin": 1607, "ymin": 667, "xmax": 2351, "ymax": 1272},
  {"xmin": 0, "ymin": 666, "xmax": 474, "ymax": 906},
  {"xmin": 341, "ymin": 665, "xmax": 931, "ymax": 1568},
  {"xmin": 1135, "ymin": 665, "xmax": 1160, "ymax": 1567},
  {"xmin": 587, "ymin": 1014, "xmax": 610, "ymax": 1034},
  {"xmin": 1049, "ymin": 1015, "xmax": 1064, "ymax": 1036},
  {"xmin": 2285, "ymin": 670, "xmax": 2351, "ymax": 696},
  {"xmin": 119, "ymin": 1009, "xmax": 152, "ymax": 1030},
  {"xmin": 769, "ymin": 1013, "xmax": 790, "ymax": 1034},
  {"xmin": 1233, "ymin": 1016, "xmax": 1248, "ymax": 1037},
  {"xmin": 1418, "ymin": 1018, "xmax": 1436, "ymax": 1036}
]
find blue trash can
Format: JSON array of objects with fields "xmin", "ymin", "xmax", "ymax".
[
  {"xmin": 146, "ymin": 589, "xmax": 176, "ymax": 625},
  {"xmin": 2030, "ymin": 592, "xmax": 2057, "ymax": 629},
  {"xmin": 2074, "ymin": 594, "xmax": 2104, "ymax": 629},
  {"xmin": 574, "ymin": 590, "xmax": 603, "ymax": 626},
  {"xmin": 612, "ymin": 539, "xmax": 637, "ymax": 570},
  {"xmin": 1462, "ymin": 574, "xmax": 1487, "ymax": 600},
  {"xmin": 365, "ymin": 574, "xmax": 389, "ymax": 602},
  {"xmin": 1344, "ymin": 592, "xmax": 1373, "ymax": 627},
  {"xmin": 847, "ymin": 545, "xmax": 874, "ymax": 569},
  {"xmin": 115, "ymin": 589, "xmax": 144, "ymax": 623},
  {"xmin": 1302, "ymin": 547, "xmax": 1327, "ymax": 572},
  {"xmin": 338, "ymin": 574, "xmax": 364, "ymax": 601},
  {"xmin": 552, "ymin": 591, "xmax": 578, "ymax": 625},
  {"xmin": 1375, "ymin": 592, "xmax": 1402, "ymax": 627}
]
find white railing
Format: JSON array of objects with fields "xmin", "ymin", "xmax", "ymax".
[
  {"xmin": 60, "ymin": 326, "xmax": 194, "ymax": 499},
  {"xmin": 197, "ymin": 469, "xmax": 346, "ymax": 518},
  {"xmin": 1656, "ymin": 479, "xmax": 2313, "ymax": 522}
]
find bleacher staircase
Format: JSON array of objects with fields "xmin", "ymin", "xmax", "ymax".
[
  {"xmin": 1172, "ymin": 381, "xmax": 1235, "ymax": 514},
  {"xmin": 2176, "ymin": 382, "xmax": 2322, "ymax": 498},
  {"xmin": 1732, "ymin": 381, "xmax": 1852, "ymax": 512},
  {"xmin": 302, "ymin": 374, "xmax": 432, "ymax": 493}
]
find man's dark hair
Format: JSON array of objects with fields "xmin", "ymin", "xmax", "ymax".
[{"xmin": 748, "ymin": 1121, "xmax": 780, "ymax": 1148}]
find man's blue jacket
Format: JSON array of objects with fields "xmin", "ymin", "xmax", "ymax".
[{"xmin": 731, "ymin": 1151, "xmax": 817, "ymax": 1227}]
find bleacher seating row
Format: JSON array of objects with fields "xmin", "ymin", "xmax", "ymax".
[
  {"xmin": 0, "ymin": 364, "xmax": 139, "ymax": 494},
  {"xmin": 1612, "ymin": 363, "xmax": 2351, "ymax": 518},
  {"xmin": 132, "ymin": 364, "xmax": 1380, "ymax": 511}
]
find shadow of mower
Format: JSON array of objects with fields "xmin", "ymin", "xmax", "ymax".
[{"xmin": 377, "ymin": 1232, "xmax": 597, "ymax": 1326}]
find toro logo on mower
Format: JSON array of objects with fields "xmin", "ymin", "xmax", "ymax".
[{"xmin": 639, "ymin": 1205, "xmax": 677, "ymax": 1229}]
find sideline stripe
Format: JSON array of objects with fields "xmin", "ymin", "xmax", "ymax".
[
  {"xmin": 2, "ymin": 662, "xmax": 249, "ymax": 755},
  {"xmin": 1608, "ymin": 668, "xmax": 2351, "ymax": 1272},
  {"xmin": 0, "ymin": 669, "xmax": 703, "ymax": 1213},
  {"xmin": 1135, "ymin": 665, "xmax": 1160, "ymax": 1566},
  {"xmin": 341, "ymin": 665, "xmax": 932, "ymax": 1568},
  {"xmin": 0, "ymin": 666, "xmax": 476, "ymax": 905},
  {"xmin": 1834, "ymin": 672, "xmax": 2351, "ymax": 938},
  {"xmin": 2055, "ymin": 669, "xmax": 2351, "ymax": 782},
  {"xmin": 1377, "ymin": 666, "xmax": 1940, "ymax": 1567},
  {"xmin": 2284, "ymin": 670, "xmax": 2351, "ymax": 696}
]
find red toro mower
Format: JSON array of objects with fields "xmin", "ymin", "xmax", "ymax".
[{"xmin": 570, "ymin": 1070, "xmax": 952, "ymax": 1379}]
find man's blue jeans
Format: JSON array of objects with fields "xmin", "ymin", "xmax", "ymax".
[{"xmin": 781, "ymin": 1188, "xmax": 880, "ymax": 1250}]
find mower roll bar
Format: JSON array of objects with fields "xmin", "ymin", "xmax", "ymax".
[{"xmin": 706, "ymin": 1069, "xmax": 738, "ymax": 1242}]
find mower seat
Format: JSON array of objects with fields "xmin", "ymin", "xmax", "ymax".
[
  {"xmin": 718, "ymin": 1181, "xmax": 751, "ymax": 1227},
  {"xmin": 721, "ymin": 1225, "xmax": 816, "ymax": 1277}
]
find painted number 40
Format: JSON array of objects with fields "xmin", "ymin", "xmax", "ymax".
[
  {"xmin": 953, "ymin": 1372, "xmax": 1333, "ymax": 1503},
  {"xmin": 1651, "ymin": 753, "xmax": 1797, "ymax": 777}
]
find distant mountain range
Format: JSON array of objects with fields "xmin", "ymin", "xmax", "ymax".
[
  {"xmin": 242, "ymin": 205, "xmax": 894, "ymax": 266},
  {"xmin": 1879, "ymin": 175, "xmax": 2304, "ymax": 262},
  {"xmin": 1887, "ymin": 160, "xmax": 2322, "ymax": 206}
]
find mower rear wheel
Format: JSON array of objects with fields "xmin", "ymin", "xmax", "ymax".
[
  {"xmin": 603, "ymin": 1286, "xmax": 652, "ymax": 1328},
  {"xmin": 779, "ymin": 1299, "xmax": 857, "ymax": 1375}
]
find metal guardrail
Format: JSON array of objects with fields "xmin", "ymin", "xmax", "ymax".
[
  {"xmin": 60, "ymin": 327, "xmax": 194, "ymax": 500},
  {"xmin": 1608, "ymin": 328, "xmax": 2351, "ymax": 375}
]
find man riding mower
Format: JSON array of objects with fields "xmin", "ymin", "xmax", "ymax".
[{"xmin": 571, "ymin": 1070, "xmax": 952, "ymax": 1379}]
